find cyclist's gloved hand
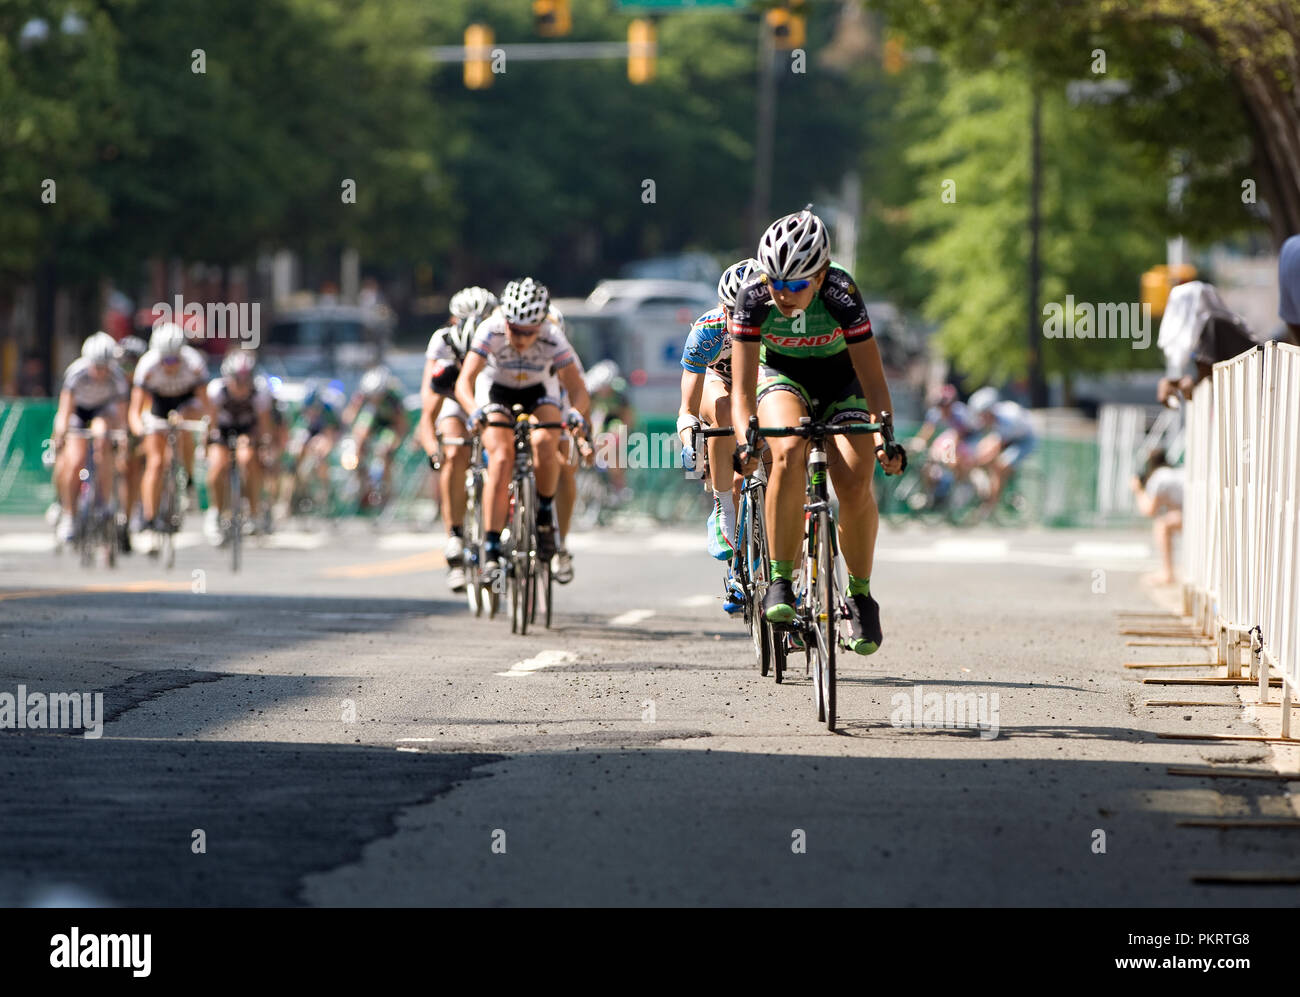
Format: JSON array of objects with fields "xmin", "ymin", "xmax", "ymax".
[
  {"xmin": 565, "ymin": 408, "xmax": 587, "ymax": 434},
  {"xmin": 877, "ymin": 441, "xmax": 908, "ymax": 475},
  {"xmin": 470, "ymin": 407, "xmax": 487, "ymax": 429},
  {"xmin": 734, "ymin": 443, "xmax": 758, "ymax": 475},
  {"xmin": 681, "ymin": 445, "xmax": 696, "ymax": 472}
]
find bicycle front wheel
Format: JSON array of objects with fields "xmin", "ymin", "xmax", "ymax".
[
  {"xmin": 813, "ymin": 508, "xmax": 837, "ymax": 731},
  {"xmin": 742, "ymin": 490, "xmax": 770, "ymax": 677}
]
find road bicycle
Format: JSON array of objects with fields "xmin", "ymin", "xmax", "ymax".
[
  {"xmin": 462, "ymin": 434, "xmax": 497, "ymax": 618},
  {"xmin": 151, "ymin": 412, "xmax": 209, "ymax": 570},
  {"xmin": 494, "ymin": 405, "xmax": 566, "ymax": 635},
  {"xmin": 50, "ymin": 426, "xmax": 126, "ymax": 568},
  {"xmin": 754, "ymin": 413, "xmax": 898, "ymax": 731},
  {"xmin": 692, "ymin": 422, "xmax": 787, "ymax": 682}
]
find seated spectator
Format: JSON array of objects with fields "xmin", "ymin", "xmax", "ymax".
[{"xmin": 1130, "ymin": 448, "xmax": 1183, "ymax": 585}]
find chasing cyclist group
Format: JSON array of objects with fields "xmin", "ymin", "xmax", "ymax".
[{"xmin": 47, "ymin": 207, "xmax": 1039, "ymax": 656}]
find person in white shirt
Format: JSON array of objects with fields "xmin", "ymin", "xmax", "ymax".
[
  {"xmin": 128, "ymin": 322, "xmax": 216, "ymax": 534},
  {"xmin": 1130, "ymin": 449, "xmax": 1184, "ymax": 585}
]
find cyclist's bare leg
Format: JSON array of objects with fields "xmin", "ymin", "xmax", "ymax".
[
  {"xmin": 142, "ymin": 432, "xmax": 168, "ymax": 520},
  {"xmin": 207, "ymin": 441, "xmax": 231, "ymax": 516},
  {"xmin": 437, "ymin": 415, "xmax": 469, "ymax": 530},
  {"xmin": 556, "ymin": 434, "xmax": 576, "ymax": 538},
  {"xmin": 700, "ymin": 380, "xmax": 735, "ymax": 496},
  {"xmin": 483, "ymin": 422, "xmax": 513, "ymax": 531},
  {"xmin": 829, "ymin": 429, "xmax": 880, "ymax": 579},
  {"xmin": 530, "ymin": 404, "xmax": 562, "ymax": 497},
  {"xmin": 58, "ymin": 434, "xmax": 87, "ymax": 515},
  {"xmin": 760, "ymin": 389, "xmax": 810, "ymax": 565},
  {"xmin": 238, "ymin": 437, "xmax": 261, "ymax": 518}
]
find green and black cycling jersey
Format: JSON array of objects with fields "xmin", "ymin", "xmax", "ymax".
[{"xmin": 727, "ymin": 264, "xmax": 875, "ymax": 420}]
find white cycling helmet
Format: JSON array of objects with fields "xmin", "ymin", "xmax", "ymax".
[
  {"xmin": 585, "ymin": 359, "xmax": 620, "ymax": 394},
  {"xmin": 150, "ymin": 322, "xmax": 187, "ymax": 357},
  {"xmin": 500, "ymin": 278, "xmax": 550, "ymax": 326},
  {"xmin": 81, "ymin": 331, "xmax": 117, "ymax": 367},
  {"xmin": 757, "ymin": 205, "xmax": 830, "ymax": 281},
  {"xmin": 968, "ymin": 386, "xmax": 1000, "ymax": 416},
  {"xmin": 360, "ymin": 365, "xmax": 393, "ymax": 397},
  {"xmin": 465, "ymin": 286, "xmax": 497, "ymax": 316},
  {"xmin": 718, "ymin": 257, "xmax": 760, "ymax": 309},
  {"xmin": 221, "ymin": 350, "xmax": 257, "ymax": 379},
  {"xmin": 448, "ymin": 289, "xmax": 470, "ymax": 320}
]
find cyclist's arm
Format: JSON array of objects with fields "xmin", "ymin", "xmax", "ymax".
[
  {"xmin": 420, "ymin": 355, "xmax": 438, "ymax": 412},
  {"xmin": 52, "ymin": 388, "xmax": 73, "ymax": 440},
  {"xmin": 341, "ymin": 394, "xmax": 362, "ymax": 427},
  {"xmin": 455, "ymin": 352, "xmax": 486, "ymax": 418},
  {"xmin": 556, "ymin": 362, "xmax": 590, "ymax": 421},
  {"xmin": 729, "ymin": 338, "xmax": 761, "ymax": 442},
  {"xmin": 679, "ymin": 369, "xmax": 704, "ymax": 440},
  {"xmin": 128, "ymin": 386, "xmax": 149, "ymax": 437}
]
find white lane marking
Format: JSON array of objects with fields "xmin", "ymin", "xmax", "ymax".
[
  {"xmin": 495, "ymin": 649, "xmax": 577, "ymax": 678},
  {"xmin": 262, "ymin": 531, "xmax": 329, "ymax": 551},
  {"xmin": 377, "ymin": 533, "xmax": 437, "ymax": 551},
  {"xmin": 932, "ymin": 538, "xmax": 1011, "ymax": 559},
  {"xmin": 0, "ymin": 534, "xmax": 55, "ymax": 553},
  {"xmin": 609, "ymin": 608, "xmax": 656, "ymax": 627},
  {"xmin": 1070, "ymin": 541, "xmax": 1151, "ymax": 560},
  {"xmin": 679, "ymin": 594, "xmax": 715, "ymax": 608}
]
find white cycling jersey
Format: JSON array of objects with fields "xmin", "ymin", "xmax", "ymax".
[
  {"xmin": 134, "ymin": 345, "xmax": 209, "ymax": 398},
  {"xmin": 469, "ymin": 311, "xmax": 575, "ymax": 389},
  {"xmin": 62, "ymin": 358, "xmax": 129, "ymax": 411}
]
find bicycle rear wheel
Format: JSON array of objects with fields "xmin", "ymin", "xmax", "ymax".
[
  {"xmin": 741, "ymin": 490, "xmax": 770, "ymax": 677},
  {"xmin": 510, "ymin": 481, "xmax": 534, "ymax": 635},
  {"xmin": 464, "ymin": 478, "xmax": 484, "ymax": 617}
]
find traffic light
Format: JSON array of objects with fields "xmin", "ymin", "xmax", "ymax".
[
  {"xmin": 628, "ymin": 19, "xmax": 656, "ymax": 85},
  {"xmin": 767, "ymin": 2, "xmax": 806, "ymax": 50},
  {"xmin": 533, "ymin": 0, "xmax": 571, "ymax": 38},
  {"xmin": 464, "ymin": 23, "xmax": 493, "ymax": 90},
  {"xmin": 1140, "ymin": 263, "xmax": 1198, "ymax": 318},
  {"xmin": 883, "ymin": 34, "xmax": 905, "ymax": 74}
]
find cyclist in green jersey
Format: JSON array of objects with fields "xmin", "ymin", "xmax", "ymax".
[{"xmin": 730, "ymin": 207, "xmax": 906, "ymax": 655}]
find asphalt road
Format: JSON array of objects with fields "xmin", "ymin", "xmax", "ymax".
[{"xmin": 1, "ymin": 513, "xmax": 1296, "ymax": 907}]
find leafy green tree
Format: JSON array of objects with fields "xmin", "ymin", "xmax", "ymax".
[
  {"xmin": 894, "ymin": 62, "xmax": 1167, "ymax": 391},
  {"xmin": 869, "ymin": 0, "xmax": 1298, "ymax": 247}
]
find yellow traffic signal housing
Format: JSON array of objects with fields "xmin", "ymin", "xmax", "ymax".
[
  {"xmin": 464, "ymin": 23, "xmax": 494, "ymax": 89},
  {"xmin": 534, "ymin": 0, "xmax": 572, "ymax": 38},
  {"xmin": 1141, "ymin": 263, "xmax": 1198, "ymax": 318},
  {"xmin": 883, "ymin": 34, "xmax": 905, "ymax": 74},
  {"xmin": 767, "ymin": 6, "xmax": 805, "ymax": 50},
  {"xmin": 628, "ymin": 19, "xmax": 656, "ymax": 84}
]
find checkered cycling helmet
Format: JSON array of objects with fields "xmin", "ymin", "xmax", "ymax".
[
  {"xmin": 464, "ymin": 286, "xmax": 497, "ymax": 316},
  {"xmin": 149, "ymin": 322, "xmax": 187, "ymax": 357},
  {"xmin": 115, "ymin": 336, "xmax": 147, "ymax": 361},
  {"xmin": 757, "ymin": 205, "xmax": 830, "ymax": 281},
  {"xmin": 500, "ymin": 278, "xmax": 550, "ymax": 326},
  {"xmin": 717, "ymin": 257, "xmax": 760, "ymax": 309}
]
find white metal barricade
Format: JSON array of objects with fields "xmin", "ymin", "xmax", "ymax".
[
  {"xmin": 1182, "ymin": 343, "xmax": 1300, "ymax": 735},
  {"xmin": 1255, "ymin": 343, "xmax": 1300, "ymax": 734}
]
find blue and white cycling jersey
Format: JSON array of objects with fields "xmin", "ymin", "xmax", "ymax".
[{"xmin": 680, "ymin": 306, "xmax": 731, "ymax": 383}]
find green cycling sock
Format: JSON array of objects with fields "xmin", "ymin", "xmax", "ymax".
[
  {"xmin": 771, "ymin": 559, "xmax": 794, "ymax": 582},
  {"xmin": 848, "ymin": 575, "xmax": 871, "ymax": 597}
]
